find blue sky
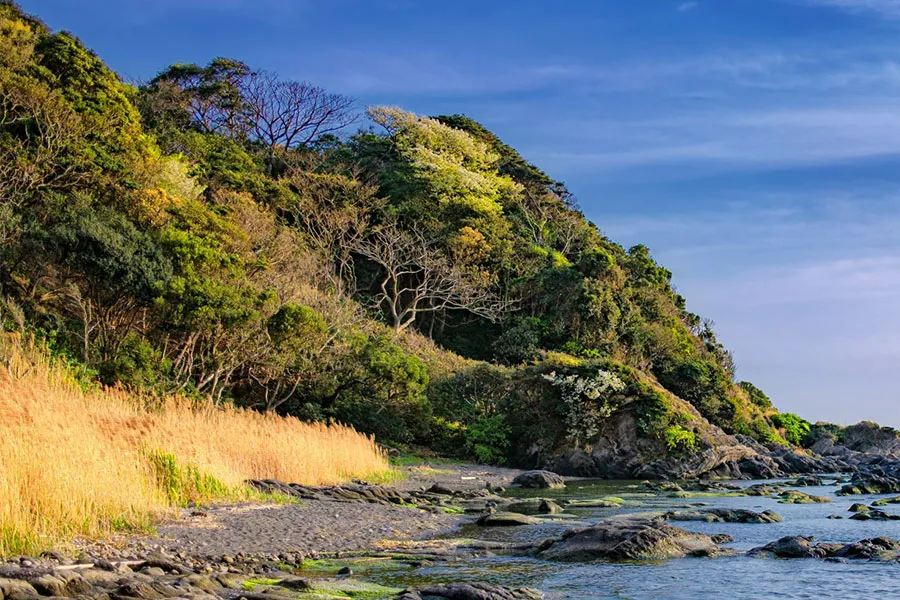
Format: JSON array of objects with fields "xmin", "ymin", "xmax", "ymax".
[{"xmin": 18, "ymin": 0, "xmax": 900, "ymax": 425}]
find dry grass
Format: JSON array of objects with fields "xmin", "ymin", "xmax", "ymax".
[{"xmin": 0, "ymin": 336, "xmax": 391, "ymax": 557}]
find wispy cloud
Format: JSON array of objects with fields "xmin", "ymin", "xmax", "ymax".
[
  {"xmin": 677, "ymin": 2, "xmax": 699, "ymax": 12},
  {"xmin": 801, "ymin": 0, "xmax": 900, "ymax": 18},
  {"xmin": 598, "ymin": 191, "xmax": 900, "ymax": 424}
]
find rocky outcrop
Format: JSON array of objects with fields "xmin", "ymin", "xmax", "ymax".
[
  {"xmin": 537, "ymin": 516, "xmax": 732, "ymax": 561},
  {"xmin": 511, "ymin": 471, "xmax": 565, "ymax": 489}
]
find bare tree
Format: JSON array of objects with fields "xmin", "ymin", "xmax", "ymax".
[
  {"xmin": 243, "ymin": 71, "xmax": 356, "ymax": 151},
  {"xmin": 351, "ymin": 223, "xmax": 509, "ymax": 333}
]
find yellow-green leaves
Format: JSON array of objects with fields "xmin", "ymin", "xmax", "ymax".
[{"xmin": 368, "ymin": 106, "xmax": 522, "ymax": 216}]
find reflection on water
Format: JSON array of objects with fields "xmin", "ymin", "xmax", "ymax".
[{"xmin": 365, "ymin": 477, "xmax": 900, "ymax": 599}]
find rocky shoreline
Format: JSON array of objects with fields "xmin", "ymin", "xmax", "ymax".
[{"xmin": 9, "ymin": 456, "xmax": 900, "ymax": 600}]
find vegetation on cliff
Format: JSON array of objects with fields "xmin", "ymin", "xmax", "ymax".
[{"xmin": 0, "ymin": 0, "xmax": 804, "ymax": 472}]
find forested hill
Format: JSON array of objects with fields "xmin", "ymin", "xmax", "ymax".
[{"xmin": 0, "ymin": 1, "xmax": 811, "ymax": 469}]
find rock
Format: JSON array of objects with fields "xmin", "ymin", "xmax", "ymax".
[
  {"xmin": 336, "ymin": 567, "xmax": 352, "ymax": 576},
  {"xmin": 476, "ymin": 512, "xmax": 541, "ymax": 527},
  {"xmin": 664, "ymin": 508, "xmax": 782, "ymax": 524},
  {"xmin": 28, "ymin": 575, "xmax": 69, "ymax": 598},
  {"xmin": 428, "ymin": 483, "xmax": 456, "ymax": 495},
  {"xmin": 833, "ymin": 537, "xmax": 900, "ymax": 559},
  {"xmin": 395, "ymin": 583, "xmax": 543, "ymax": 600},
  {"xmin": 752, "ymin": 535, "xmax": 900, "ymax": 561},
  {"xmin": 537, "ymin": 499, "xmax": 563, "ymax": 514},
  {"xmin": 848, "ymin": 503, "xmax": 871, "ymax": 513},
  {"xmin": 849, "ymin": 510, "xmax": 900, "ymax": 521},
  {"xmin": 837, "ymin": 470, "xmax": 900, "ymax": 496},
  {"xmin": 538, "ymin": 516, "xmax": 729, "ymax": 561},
  {"xmin": 827, "ymin": 515, "xmax": 844, "ymax": 519},
  {"xmin": 511, "ymin": 471, "xmax": 565, "ymax": 489},
  {"xmin": 742, "ymin": 483, "xmax": 784, "ymax": 496},
  {"xmin": 872, "ymin": 496, "xmax": 900, "ymax": 506},
  {"xmin": 565, "ymin": 498, "xmax": 622, "ymax": 509},
  {"xmin": 0, "ymin": 579, "xmax": 38, "ymax": 600},
  {"xmin": 777, "ymin": 490, "xmax": 831, "ymax": 504},
  {"xmin": 751, "ymin": 536, "xmax": 827, "ymax": 559},
  {"xmin": 791, "ymin": 476, "xmax": 824, "ymax": 486}
]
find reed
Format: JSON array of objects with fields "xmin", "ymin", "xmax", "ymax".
[{"xmin": 0, "ymin": 336, "xmax": 390, "ymax": 557}]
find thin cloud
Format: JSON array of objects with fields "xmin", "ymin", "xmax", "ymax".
[
  {"xmin": 677, "ymin": 2, "xmax": 699, "ymax": 12},
  {"xmin": 801, "ymin": 0, "xmax": 900, "ymax": 18}
]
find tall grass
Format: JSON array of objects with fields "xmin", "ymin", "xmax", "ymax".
[{"xmin": 0, "ymin": 336, "xmax": 390, "ymax": 557}]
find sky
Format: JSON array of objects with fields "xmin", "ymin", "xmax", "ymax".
[{"xmin": 17, "ymin": 0, "xmax": 900, "ymax": 426}]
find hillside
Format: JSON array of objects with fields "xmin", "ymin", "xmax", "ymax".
[{"xmin": 0, "ymin": 1, "xmax": 804, "ymax": 476}]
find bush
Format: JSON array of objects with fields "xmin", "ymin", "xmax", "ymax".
[
  {"xmin": 464, "ymin": 414, "xmax": 511, "ymax": 465},
  {"xmin": 492, "ymin": 317, "xmax": 542, "ymax": 365},
  {"xmin": 739, "ymin": 381, "xmax": 772, "ymax": 408},
  {"xmin": 770, "ymin": 412, "xmax": 811, "ymax": 446},
  {"xmin": 331, "ymin": 335, "xmax": 431, "ymax": 444},
  {"xmin": 665, "ymin": 425, "xmax": 698, "ymax": 453}
]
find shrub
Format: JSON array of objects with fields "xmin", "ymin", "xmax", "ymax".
[
  {"xmin": 771, "ymin": 412, "xmax": 811, "ymax": 446},
  {"xmin": 464, "ymin": 414, "xmax": 511, "ymax": 465},
  {"xmin": 665, "ymin": 425, "xmax": 698, "ymax": 453}
]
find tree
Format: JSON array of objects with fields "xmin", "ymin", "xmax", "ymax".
[
  {"xmin": 147, "ymin": 59, "xmax": 356, "ymax": 167},
  {"xmin": 243, "ymin": 70, "xmax": 356, "ymax": 152},
  {"xmin": 148, "ymin": 58, "xmax": 251, "ymax": 137},
  {"xmin": 352, "ymin": 222, "xmax": 508, "ymax": 333}
]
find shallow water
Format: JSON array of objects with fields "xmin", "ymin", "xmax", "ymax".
[{"xmin": 365, "ymin": 477, "xmax": 900, "ymax": 599}]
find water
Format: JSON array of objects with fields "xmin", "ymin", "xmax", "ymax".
[{"xmin": 364, "ymin": 478, "xmax": 900, "ymax": 599}]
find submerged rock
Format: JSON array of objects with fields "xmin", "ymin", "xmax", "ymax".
[
  {"xmin": 476, "ymin": 512, "xmax": 541, "ymax": 527},
  {"xmin": 752, "ymin": 536, "xmax": 900, "ymax": 561},
  {"xmin": 396, "ymin": 583, "xmax": 543, "ymax": 600},
  {"xmin": 849, "ymin": 510, "xmax": 900, "ymax": 521},
  {"xmin": 538, "ymin": 517, "xmax": 731, "ymax": 562},
  {"xmin": 511, "ymin": 471, "xmax": 565, "ymax": 489},
  {"xmin": 751, "ymin": 536, "xmax": 833, "ymax": 559},
  {"xmin": 777, "ymin": 490, "xmax": 832, "ymax": 504},
  {"xmin": 663, "ymin": 508, "xmax": 782, "ymax": 524},
  {"xmin": 742, "ymin": 484, "xmax": 784, "ymax": 497},
  {"xmin": 791, "ymin": 475, "xmax": 824, "ymax": 487}
]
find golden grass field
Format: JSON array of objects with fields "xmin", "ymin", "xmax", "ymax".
[{"xmin": 0, "ymin": 336, "xmax": 391, "ymax": 557}]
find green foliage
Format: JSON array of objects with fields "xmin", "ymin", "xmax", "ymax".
[
  {"xmin": 492, "ymin": 317, "xmax": 542, "ymax": 365},
  {"xmin": 739, "ymin": 381, "xmax": 772, "ymax": 408},
  {"xmin": 665, "ymin": 425, "xmax": 698, "ymax": 453},
  {"xmin": 145, "ymin": 449, "xmax": 229, "ymax": 506},
  {"xmin": 542, "ymin": 368, "xmax": 626, "ymax": 445},
  {"xmin": 771, "ymin": 412, "xmax": 812, "ymax": 446},
  {"xmin": 464, "ymin": 414, "xmax": 511, "ymax": 465},
  {"xmin": 0, "ymin": 2, "xmax": 803, "ymax": 465},
  {"xmin": 330, "ymin": 335, "xmax": 431, "ymax": 444},
  {"xmin": 98, "ymin": 334, "xmax": 170, "ymax": 389}
]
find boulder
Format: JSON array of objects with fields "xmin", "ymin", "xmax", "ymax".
[
  {"xmin": 791, "ymin": 476, "xmax": 824, "ymax": 487},
  {"xmin": 476, "ymin": 512, "xmax": 541, "ymax": 527},
  {"xmin": 848, "ymin": 503, "xmax": 871, "ymax": 513},
  {"xmin": 663, "ymin": 508, "xmax": 782, "ymax": 524},
  {"xmin": 849, "ymin": 510, "xmax": 900, "ymax": 521},
  {"xmin": 0, "ymin": 579, "xmax": 38, "ymax": 600},
  {"xmin": 537, "ymin": 499, "xmax": 563, "ymax": 514},
  {"xmin": 538, "ymin": 516, "xmax": 730, "ymax": 562},
  {"xmin": 511, "ymin": 471, "xmax": 565, "ymax": 489},
  {"xmin": 751, "ymin": 536, "xmax": 828, "ymax": 559},
  {"xmin": 742, "ymin": 484, "xmax": 784, "ymax": 497},
  {"xmin": 752, "ymin": 536, "xmax": 900, "ymax": 561},
  {"xmin": 777, "ymin": 490, "xmax": 831, "ymax": 504},
  {"xmin": 395, "ymin": 583, "xmax": 543, "ymax": 600}
]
